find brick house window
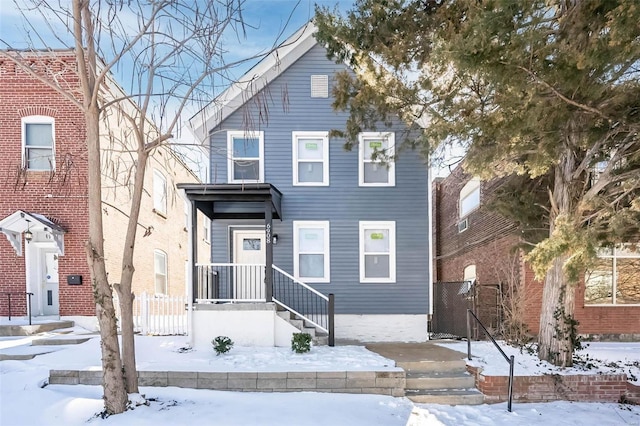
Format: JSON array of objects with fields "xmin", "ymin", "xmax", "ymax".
[
  {"xmin": 358, "ymin": 132, "xmax": 395, "ymax": 187},
  {"xmin": 153, "ymin": 170, "xmax": 167, "ymax": 216},
  {"xmin": 22, "ymin": 115, "xmax": 55, "ymax": 170},
  {"xmin": 459, "ymin": 178, "xmax": 480, "ymax": 217},
  {"xmin": 154, "ymin": 249, "xmax": 168, "ymax": 295},
  {"xmin": 585, "ymin": 244, "xmax": 640, "ymax": 305}
]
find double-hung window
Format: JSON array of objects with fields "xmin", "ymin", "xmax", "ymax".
[
  {"xmin": 359, "ymin": 221, "xmax": 396, "ymax": 283},
  {"xmin": 154, "ymin": 250, "xmax": 168, "ymax": 295},
  {"xmin": 22, "ymin": 116, "xmax": 55, "ymax": 170},
  {"xmin": 459, "ymin": 178, "xmax": 480, "ymax": 217},
  {"xmin": 227, "ymin": 131, "xmax": 264, "ymax": 183},
  {"xmin": 585, "ymin": 244, "xmax": 640, "ymax": 305},
  {"xmin": 358, "ymin": 132, "xmax": 395, "ymax": 186},
  {"xmin": 292, "ymin": 131, "xmax": 329, "ymax": 186},
  {"xmin": 153, "ymin": 170, "xmax": 167, "ymax": 215},
  {"xmin": 293, "ymin": 221, "xmax": 330, "ymax": 283}
]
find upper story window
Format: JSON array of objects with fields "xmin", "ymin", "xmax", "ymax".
[
  {"xmin": 459, "ymin": 178, "xmax": 480, "ymax": 218},
  {"xmin": 585, "ymin": 244, "xmax": 640, "ymax": 305},
  {"xmin": 293, "ymin": 221, "xmax": 330, "ymax": 283},
  {"xmin": 292, "ymin": 131, "xmax": 329, "ymax": 186},
  {"xmin": 227, "ymin": 130, "xmax": 264, "ymax": 183},
  {"xmin": 22, "ymin": 116, "xmax": 55, "ymax": 170},
  {"xmin": 153, "ymin": 170, "xmax": 167, "ymax": 216},
  {"xmin": 359, "ymin": 221, "xmax": 396, "ymax": 283},
  {"xmin": 358, "ymin": 132, "xmax": 395, "ymax": 187},
  {"xmin": 154, "ymin": 249, "xmax": 168, "ymax": 295},
  {"xmin": 310, "ymin": 75, "xmax": 329, "ymax": 98}
]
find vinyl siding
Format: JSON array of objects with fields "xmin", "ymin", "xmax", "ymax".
[{"xmin": 209, "ymin": 43, "xmax": 429, "ymax": 315}]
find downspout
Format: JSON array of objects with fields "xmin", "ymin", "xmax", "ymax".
[
  {"xmin": 427, "ymin": 165, "xmax": 435, "ymax": 340},
  {"xmin": 182, "ymin": 190, "xmax": 195, "ymax": 348}
]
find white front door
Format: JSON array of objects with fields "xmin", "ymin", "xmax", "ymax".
[
  {"xmin": 232, "ymin": 230, "xmax": 265, "ymax": 300},
  {"xmin": 41, "ymin": 250, "xmax": 60, "ymax": 315}
]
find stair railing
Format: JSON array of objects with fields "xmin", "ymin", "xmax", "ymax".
[
  {"xmin": 467, "ymin": 308, "xmax": 514, "ymax": 412},
  {"xmin": 272, "ymin": 265, "xmax": 334, "ymax": 346},
  {"xmin": 3, "ymin": 292, "xmax": 33, "ymax": 325}
]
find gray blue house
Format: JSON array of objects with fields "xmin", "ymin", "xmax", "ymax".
[{"xmin": 180, "ymin": 23, "xmax": 431, "ymax": 347}]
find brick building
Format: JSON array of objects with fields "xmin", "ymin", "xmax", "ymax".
[
  {"xmin": 0, "ymin": 50, "xmax": 207, "ymax": 327},
  {"xmin": 433, "ymin": 165, "xmax": 640, "ymax": 339}
]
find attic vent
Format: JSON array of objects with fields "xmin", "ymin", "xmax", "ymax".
[
  {"xmin": 457, "ymin": 218, "xmax": 469, "ymax": 233},
  {"xmin": 311, "ymin": 75, "xmax": 329, "ymax": 98}
]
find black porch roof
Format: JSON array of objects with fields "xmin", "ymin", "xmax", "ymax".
[{"xmin": 177, "ymin": 183, "xmax": 282, "ymax": 220}]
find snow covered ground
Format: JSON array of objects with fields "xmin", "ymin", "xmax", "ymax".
[{"xmin": 1, "ymin": 331, "xmax": 639, "ymax": 425}]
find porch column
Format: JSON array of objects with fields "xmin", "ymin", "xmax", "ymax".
[
  {"xmin": 264, "ymin": 199, "xmax": 273, "ymax": 302},
  {"xmin": 190, "ymin": 200, "xmax": 198, "ymax": 304}
]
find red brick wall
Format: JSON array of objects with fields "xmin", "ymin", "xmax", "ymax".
[
  {"xmin": 468, "ymin": 366, "xmax": 629, "ymax": 403},
  {"xmin": 0, "ymin": 53, "xmax": 94, "ymax": 317}
]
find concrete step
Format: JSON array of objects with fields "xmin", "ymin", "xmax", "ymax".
[
  {"xmin": 0, "ymin": 320, "xmax": 75, "ymax": 336},
  {"xmin": 406, "ymin": 388, "xmax": 485, "ymax": 405},
  {"xmin": 0, "ymin": 353, "xmax": 38, "ymax": 361},
  {"xmin": 397, "ymin": 359, "xmax": 467, "ymax": 373},
  {"xmin": 313, "ymin": 335, "xmax": 328, "ymax": 346},
  {"xmin": 406, "ymin": 371, "xmax": 475, "ymax": 390},
  {"xmin": 31, "ymin": 337, "xmax": 91, "ymax": 346}
]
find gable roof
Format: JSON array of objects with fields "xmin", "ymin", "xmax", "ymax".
[{"xmin": 188, "ymin": 22, "xmax": 318, "ymax": 142}]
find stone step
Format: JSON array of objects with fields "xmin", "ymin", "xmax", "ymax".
[
  {"xmin": 406, "ymin": 371, "xmax": 475, "ymax": 390},
  {"xmin": 397, "ymin": 359, "xmax": 467, "ymax": 373},
  {"xmin": 405, "ymin": 388, "xmax": 485, "ymax": 405},
  {"xmin": 31, "ymin": 337, "xmax": 91, "ymax": 346},
  {"xmin": 0, "ymin": 353, "xmax": 38, "ymax": 361},
  {"xmin": 0, "ymin": 320, "xmax": 75, "ymax": 337}
]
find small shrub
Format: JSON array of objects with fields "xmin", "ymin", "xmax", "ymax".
[
  {"xmin": 212, "ymin": 336, "xmax": 234, "ymax": 356},
  {"xmin": 291, "ymin": 332, "xmax": 312, "ymax": 353}
]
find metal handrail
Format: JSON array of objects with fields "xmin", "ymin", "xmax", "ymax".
[
  {"xmin": 3, "ymin": 292, "xmax": 34, "ymax": 325},
  {"xmin": 272, "ymin": 265, "xmax": 329, "ymax": 301},
  {"xmin": 467, "ymin": 309, "xmax": 514, "ymax": 412}
]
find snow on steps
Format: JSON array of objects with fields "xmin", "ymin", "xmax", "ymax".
[
  {"xmin": 0, "ymin": 320, "xmax": 74, "ymax": 336},
  {"xmin": 398, "ymin": 359, "xmax": 484, "ymax": 405}
]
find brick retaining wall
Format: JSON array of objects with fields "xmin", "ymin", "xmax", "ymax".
[
  {"xmin": 467, "ymin": 365, "xmax": 630, "ymax": 403},
  {"xmin": 49, "ymin": 370, "xmax": 405, "ymax": 397}
]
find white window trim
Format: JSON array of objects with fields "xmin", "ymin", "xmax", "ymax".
[
  {"xmin": 154, "ymin": 249, "xmax": 168, "ymax": 295},
  {"xmin": 292, "ymin": 131, "xmax": 329, "ymax": 186},
  {"xmin": 293, "ymin": 221, "xmax": 330, "ymax": 283},
  {"xmin": 22, "ymin": 115, "xmax": 55, "ymax": 171},
  {"xmin": 203, "ymin": 217, "xmax": 211, "ymax": 244},
  {"xmin": 358, "ymin": 132, "xmax": 395, "ymax": 187},
  {"xmin": 585, "ymin": 244, "xmax": 640, "ymax": 306},
  {"xmin": 227, "ymin": 130, "xmax": 264, "ymax": 183},
  {"xmin": 153, "ymin": 169, "xmax": 167, "ymax": 216},
  {"xmin": 459, "ymin": 178, "xmax": 480, "ymax": 218},
  {"xmin": 359, "ymin": 221, "xmax": 396, "ymax": 283}
]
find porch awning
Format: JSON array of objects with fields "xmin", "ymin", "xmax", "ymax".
[
  {"xmin": 0, "ymin": 210, "xmax": 66, "ymax": 256},
  {"xmin": 177, "ymin": 183, "xmax": 283, "ymax": 220}
]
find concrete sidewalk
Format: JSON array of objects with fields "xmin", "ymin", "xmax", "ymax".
[{"xmin": 365, "ymin": 341, "xmax": 467, "ymax": 364}]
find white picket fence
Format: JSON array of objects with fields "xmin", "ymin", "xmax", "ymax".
[{"xmin": 113, "ymin": 292, "xmax": 188, "ymax": 336}]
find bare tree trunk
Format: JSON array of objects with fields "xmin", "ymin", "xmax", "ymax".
[
  {"xmin": 537, "ymin": 142, "xmax": 579, "ymax": 367},
  {"xmin": 115, "ymin": 149, "xmax": 149, "ymax": 394},
  {"xmin": 85, "ymin": 105, "xmax": 128, "ymax": 413}
]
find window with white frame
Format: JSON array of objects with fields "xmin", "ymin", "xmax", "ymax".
[
  {"xmin": 358, "ymin": 132, "xmax": 395, "ymax": 186},
  {"xmin": 585, "ymin": 244, "xmax": 640, "ymax": 305},
  {"xmin": 359, "ymin": 221, "xmax": 396, "ymax": 283},
  {"xmin": 153, "ymin": 170, "xmax": 167, "ymax": 215},
  {"xmin": 292, "ymin": 131, "xmax": 329, "ymax": 186},
  {"xmin": 154, "ymin": 250, "xmax": 168, "ymax": 295},
  {"xmin": 462, "ymin": 264, "xmax": 477, "ymax": 294},
  {"xmin": 227, "ymin": 130, "xmax": 264, "ymax": 183},
  {"xmin": 22, "ymin": 116, "xmax": 55, "ymax": 170},
  {"xmin": 293, "ymin": 221, "xmax": 330, "ymax": 282},
  {"xmin": 459, "ymin": 178, "xmax": 480, "ymax": 217},
  {"xmin": 203, "ymin": 217, "xmax": 211, "ymax": 244}
]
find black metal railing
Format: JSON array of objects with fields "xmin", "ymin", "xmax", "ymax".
[
  {"xmin": 272, "ymin": 265, "xmax": 334, "ymax": 346},
  {"xmin": 3, "ymin": 292, "xmax": 34, "ymax": 325},
  {"xmin": 196, "ymin": 264, "xmax": 266, "ymax": 302},
  {"xmin": 467, "ymin": 309, "xmax": 514, "ymax": 412}
]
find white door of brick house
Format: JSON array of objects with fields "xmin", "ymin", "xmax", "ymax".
[
  {"xmin": 40, "ymin": 249, "xmax": 59, "ymax": 315},
  {"xmin": 232, "ymin": 230, "xmax": 265, "ymax": 300}
]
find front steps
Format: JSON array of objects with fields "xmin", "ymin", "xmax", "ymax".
[
  {"xmin": 399, "ymin": 359, "xmax": 484, "ymax": 405},
  {"xmin": 276, "ymin": 310, "xmax": 328, "ymax": 346},
  {"xmin": 0, "ymin": 320, "xmax": 74, "ymax": 336}
]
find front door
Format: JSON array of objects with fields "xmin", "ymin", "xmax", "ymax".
[
  {"xmin": 41, "ymin": 250, "xmax": 60, "ymax": 315},
  {"xmin": 232, "ymin": 230, "xmax": 265, "ymax": 300}
]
